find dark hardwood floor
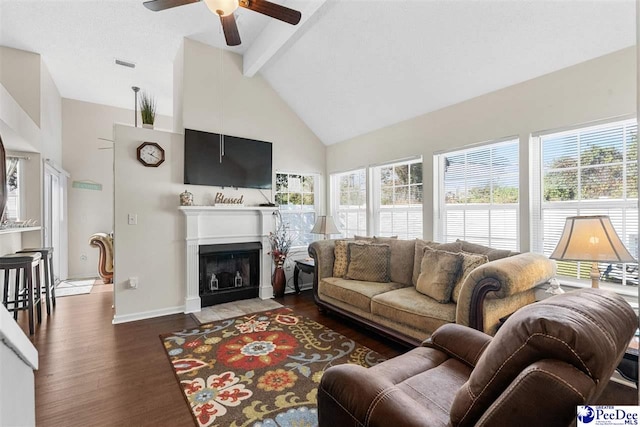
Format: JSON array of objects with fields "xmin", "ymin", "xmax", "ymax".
[
  {"xmin": 19, "ymin": 285, "xmax": 405, "ymax": 426},
  {"xmin": 17, "ymin": 284, "xmax": 637, "ymax": 426}
]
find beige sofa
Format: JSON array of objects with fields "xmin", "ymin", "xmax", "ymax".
[{"xmin": 309, "ymin": 238, "xmax": 556, "ymax": 346}]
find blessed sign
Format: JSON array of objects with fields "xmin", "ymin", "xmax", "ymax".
[{"xmin": 214, "ymin": 192, "xmax": 244, "ymax": 205}]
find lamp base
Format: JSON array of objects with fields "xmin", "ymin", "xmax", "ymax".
[{"xmin": 590, "ymin": 262, "xmax": 600, "ymax": 289}]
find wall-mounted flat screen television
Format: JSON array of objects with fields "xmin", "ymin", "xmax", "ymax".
[{"xmin": 184, "ymin": 128, "xmax": 273, "ymax": 189}]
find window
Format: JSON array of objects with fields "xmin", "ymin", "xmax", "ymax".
[
  {"xmin": 5, "ymin": 157, "xmax": 21, "ymax": 221},
  {"xmin": 275, "ymin": 173, "xmax": 318, "ymax": 246},
  {"xmin": 532, "ymin": 118, "xmax": 638, "ymax": 288},
  {"xmin": 436, "ymin": 138, "xmax": 520, "ymax": 250},
  {"xmin": 372, "ymin": 159, "xmax": 423, "ymax": 239},
  {"xmin": 331, "ymin": 169, "xmax": 367, "ymax": 237}
]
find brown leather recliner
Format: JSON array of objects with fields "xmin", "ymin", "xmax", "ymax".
[{"xmin": 318, "ymin": 289, "xmax": 637, "ymax": 427}]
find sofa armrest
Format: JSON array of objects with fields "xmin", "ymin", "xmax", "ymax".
[
  {"xmin": 456, "ymin": 253, "xmax": 556, "ymax": 333},
  {"xmin": 308, "ymin": 240, "xmax": 337, "ymax": 282},
  {"xmin": 423, "ymin": 323, "xmax": 492, "ymax": 368},
  {"xmin": 308, "ymin": 240, "xmax": 337, "ymax": 301}
]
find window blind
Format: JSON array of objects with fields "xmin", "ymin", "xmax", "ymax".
[
  {"xmin": 437, "ymin": 139, "xmax": 519, "ymax": 250},
  {"xmin": 533, "ymin": 119, "xmax": 638, "ymax": 287},
  {"xmin": 332, "ymin": 169, "xmax": 367, "ymax": 238}
]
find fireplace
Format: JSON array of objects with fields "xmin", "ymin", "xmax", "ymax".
[
  {"xmin": 199, "ymin": 242, "xmax": 261, "ymax": 306},
  {"xmin": 179, "ymin": 206, "xmax": 277, "ymax": 313}
]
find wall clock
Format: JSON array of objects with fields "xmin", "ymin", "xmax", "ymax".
[{"xmin": 136, "ymin": 142, "xmax": 165, "ymax": 167}]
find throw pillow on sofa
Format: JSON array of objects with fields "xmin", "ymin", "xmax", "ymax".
[
  {"xmin": 416, "ymin": 248, "xmax": 463, "ymax": 303},
  {"xmin": 373, "ymin": 237, "xmax": 415, "ymax": 285},
  {"xmin": 333, "ymin": 239, "xmax": 371, "ymax": 277},
  {"xmin": 345, "ymin": 242, "xmax": 391, "ymax": 283},
  {"xmin": 455, "ymin": 239, "xmax": 514, "ymax": 261},
  {"xmin": 412, "ymin": 240, "xmax": 464, "ymax": 286},
  {"xmin": 451, "ymin": 252, "xmax": 489, "ymax": 303}
]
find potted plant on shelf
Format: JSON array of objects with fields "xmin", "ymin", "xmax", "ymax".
[
  {"xmin": 268, "ymin": 211, "xmax": 295, "ymax": 297},
  {"xmin": 139, "ymin": 91, "xmax": 156, "ymax": 129}
]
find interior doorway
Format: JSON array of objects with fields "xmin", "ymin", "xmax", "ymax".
[{"xmin": 43, "ymin": 161, "xmax": 69, "ymax": 282}]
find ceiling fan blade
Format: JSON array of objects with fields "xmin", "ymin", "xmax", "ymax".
[
  {"xmin": 143, "ymin": 0, "xmax": 199, "ymax": 12},
  {"xmin": 220, "ymin": 14, "xmax": 241, "ymax": 46},
  {"xmin": 240, "ymin": 0, "xmax": 301, "ymax": 25}
]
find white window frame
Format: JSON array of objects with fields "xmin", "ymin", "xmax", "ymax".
[
  {"xmin": 371, "ymin": 157, "xmax": 423, "ymax": 239},
  {"xmin": 330, "ymin": 168, "xmax": 368, "ymax": 238},
  {"xmin": 531, "ymin": 117, "xmax": 638, "ymax": 291},
  {"xmin": 434, "ymin": 137, "xmax": 520, "ymax": 250},
  {"xmin": 5, "ymin": 156, "xmax": 24, "ymax": 222},
  {"xmin": 275, "ymin": 172, "xmax": 320, "ymax": 248}
]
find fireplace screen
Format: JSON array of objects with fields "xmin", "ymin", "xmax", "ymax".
[{"xmin": 199, "ymin": 242, "xmax": 261, "ymax": 306}]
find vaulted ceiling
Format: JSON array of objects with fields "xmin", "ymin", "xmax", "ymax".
[{"xmin": 0, "ymin": 0, "xmax": 635, "ymax": 145}]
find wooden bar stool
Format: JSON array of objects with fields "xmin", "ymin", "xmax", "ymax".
[
  {"xmin": 0, "ymin": 252, "xmax": 43, "ymax": 335},
  {"xmin": 18, "ymin": 247, "xmax": 55, "ymax": 315}
]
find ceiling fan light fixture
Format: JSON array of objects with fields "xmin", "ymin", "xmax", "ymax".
[{"xmin": 204, "ymin": 0, "xmax": 239, "ymax": 16}]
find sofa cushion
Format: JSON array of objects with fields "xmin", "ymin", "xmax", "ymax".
[
  {"xmin": 371, "ymin": 287, "xmax": 456, "ymax": 331},
  {"xmin": 451, "ymin": 252, "xmax": 489, "ymax": 303},
  {"xmin": 374, "ymin": 237, "xmax": 416, "ymax": 285},
  {"xmin": 319, "ymin": 277, "xmax": 408, "ymax": 312},
  {"xmin": 456, "ymin": 239, "xmax": 515, "ymax": 261},
  {"xmin": 346, "ymin": 242, "xmax": 391, "ymax": 282},
  {"xmin": 416, "ymin": 248, "xmax": 463, "ymax": 303},
  {"xmin": 413, "ymin": 240, "xmax": 464, "ymax": 285},
  {"xmin": 333, "ymin": 239, "xmax": 370, "ymax": 277}
]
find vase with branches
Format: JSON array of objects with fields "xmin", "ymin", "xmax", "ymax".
[
  {"xmin": 139, "ymin": 91, "xmax": 156, "ymax": 128},
  {"xmin": 268, "ymin": 211, "xmax": 295, "ymax": 297}
]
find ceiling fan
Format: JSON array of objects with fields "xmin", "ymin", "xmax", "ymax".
[{"xmin": 143, "ymin": 0, "xmax": 302, "ymax": 46}]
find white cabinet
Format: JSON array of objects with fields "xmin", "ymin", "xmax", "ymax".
[{"xmin": 0, "ymin": 305, "xmax": 38, "ymax": 426}]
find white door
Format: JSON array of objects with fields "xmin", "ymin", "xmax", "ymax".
[{"xmin": 44, "ymin": 163, "xmax": 68, "ymax": 282}]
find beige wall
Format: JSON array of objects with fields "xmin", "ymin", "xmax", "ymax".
[
  {"xmin": 326, "ymin": 46, "xmax": 636, "ymax": 249},
  {"xmin": 179, "ymin": 39, "xmax": 326, "ymax": 206},
  {"xmin": 173, "ymin": 42, "xmax": 184, "ymax": 132},
  {"xmin": 0, "ymin": 46, "xmax": 40, "ymax": 127},
  {"xmin": 62, "ymin": 99, "xmax": 171, "ymax": 278},
  {"xmin": 113, "ymin": 125, "xmax": 185, "ymax": 322},
  {"xmin": 0, "ymin": 47, "xmax": 63, "ymax": 253},
  {"xmin": 112, "ymin": 40, "xmax": 326, "ymax": 321},
  {"xmin": 39, "ymin": 63, "xmax": 62, "ymax": 166}
]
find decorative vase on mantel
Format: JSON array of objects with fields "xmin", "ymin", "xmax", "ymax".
[{"xmin": 272, "ymin": 267, "xmax": 286, "ymax": 298}]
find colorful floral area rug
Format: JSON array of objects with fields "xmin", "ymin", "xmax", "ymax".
[{"xmin": 160, "ymin": 307, "xmax": 385, "ymax": 427}]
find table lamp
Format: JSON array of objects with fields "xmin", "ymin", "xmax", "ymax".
[
  {"xmin": 311, "ymin": 216, "xmax": 341, "ymax": 239},
  {"xmin": 549, "ymin": 215, "xmax": 636, "ymax": 288}
]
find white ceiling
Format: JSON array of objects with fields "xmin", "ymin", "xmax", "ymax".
[{"xmin": 0, "ymin": 0, "xmax": 636, "ymax": 145}]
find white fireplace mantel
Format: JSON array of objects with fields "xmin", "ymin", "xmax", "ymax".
[{"xmin": 179, "ymin": 206, "xmax": 277, "ymax": 313}]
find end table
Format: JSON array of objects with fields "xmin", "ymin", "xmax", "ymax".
[
  {"xmin": 617, "ymin": 335, "xmax": 638, "ymax": 385},
  {"xmin": 293, "ymin": 259, "xmax": 314, "ymax": 294}
]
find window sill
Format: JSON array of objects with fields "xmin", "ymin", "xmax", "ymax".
[
  {"xmin": 536, "ymin": 279, "xmax": 638, "ymax": 310},
  {"xmin": 0, "ymin": 226, "xmax": 41, "ymax": 235}
]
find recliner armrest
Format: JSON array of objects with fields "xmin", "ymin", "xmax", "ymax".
[{"xmin": 423, "ymin": 323, "xmax": 492, "ymax": 368}]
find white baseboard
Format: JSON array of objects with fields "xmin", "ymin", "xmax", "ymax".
[{"xmin": 112, "ymin": 305, "xmax": 184, "ymax": 324}]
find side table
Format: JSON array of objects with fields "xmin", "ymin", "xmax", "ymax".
[
  {"xmin": 617, "ymin": 335, "xmax": 638, "ymax": 385},
  {"xmin": 293, "ymin": 259, "xmax": 314, "ymax": 295}
]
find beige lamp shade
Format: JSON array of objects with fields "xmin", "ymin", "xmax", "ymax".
[
  {"xmin": 311, "ymin": 216, "xmax": 341, "ymax": 237},
  {"xmin": 549, "ymin": 215, "xmax": 636, "ymax": 288}
]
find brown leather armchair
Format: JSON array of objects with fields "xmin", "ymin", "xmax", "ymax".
[
  {"xmin": 318, "ymin": 289, "xmax": 636, "ymax": 427},
  {"xmin": 89, "ymin": 233, "xmax": 113, "ymax": 284}
]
